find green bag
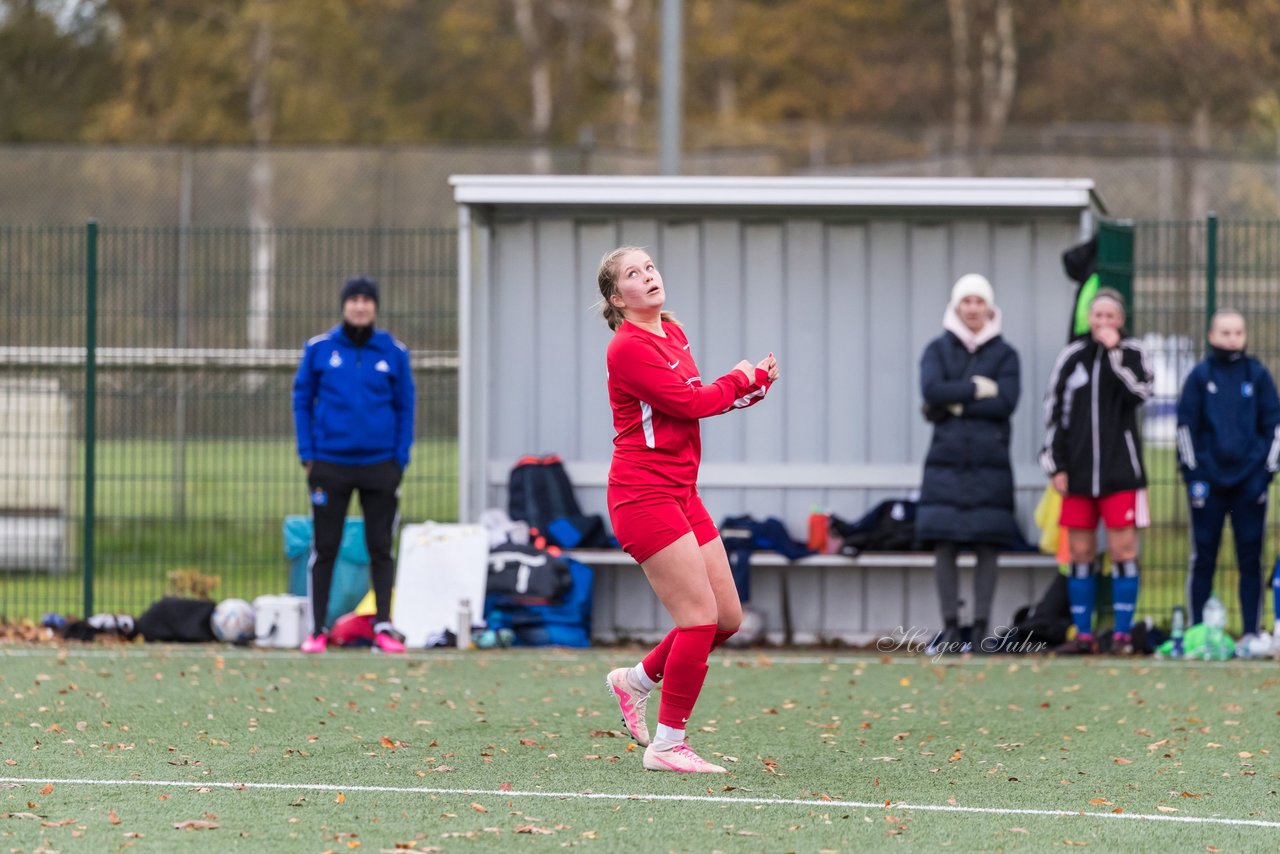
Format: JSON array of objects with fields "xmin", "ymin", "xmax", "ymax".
[{"xmin": 1156, "ymin": 623, "xmax": 1236, "ymax": 661}]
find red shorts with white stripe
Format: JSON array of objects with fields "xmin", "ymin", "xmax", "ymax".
[
  {"xmin": 1060, "ymin": 489, "xmax": 1149, "ymax": 530},
  {"xmin": 607, "ymin": 484, "xmax": 719, "ymax": 564}
]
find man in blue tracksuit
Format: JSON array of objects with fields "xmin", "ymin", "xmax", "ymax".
[
  {"xmin": 1176, "ymin": 309, "xmax": 1280, "ymax": 651},
  {"xmin": 293, "ymin": 276, "xmax": 416, "ymax": 653}
]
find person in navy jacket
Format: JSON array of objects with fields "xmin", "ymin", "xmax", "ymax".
[
  {"xmin": 918, "ymin": 273, "xmax": 1022, "ymax": 654},
  {"xmin": 292, "ymin": 276, "xmax": 416, "ymax": 654},
  {"xmin": 1177, "ymin": 309, "xmax": 1280, "ymax": 649}
]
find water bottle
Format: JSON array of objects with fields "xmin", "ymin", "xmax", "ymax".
[
  {"xmin": 456, "ymin": 599, "xmax": 472, "ymax": 649},
  {"xmin": 807, "ymin": 506, "xmax": 828, "ymax": 552},
  {"xmin": 1201, "ymin": 594, "xmax": 1229, "ymax": 660},
  {"xmin": 1170, "ymin": 605, "xmax": 1185, "ymax": 659},
  {"xmin": 1203, "ymin": 595, "xmax": 1226, "ymax": 629}
]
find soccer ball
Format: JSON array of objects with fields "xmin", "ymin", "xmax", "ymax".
[{"xmin": 211, "ymin": 598, "xmax": 255, "ymax": 643}]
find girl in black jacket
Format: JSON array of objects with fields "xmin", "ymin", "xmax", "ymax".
[
  {"xmin": 1040, "ymin": 288, "xmax": 1153, "ymax": 654},
  {"xmin": 918, "ymin": 274, "xmax": 1022, "ymax": 653}
]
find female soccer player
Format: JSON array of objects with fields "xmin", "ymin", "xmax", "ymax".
[
  {"xmin": 1041, "ymin": 288, "xmax": 1153, "ymax": 654},
  {"xmin": 598, "ymin": 246, "xmax": 778, "ymax": 773}
]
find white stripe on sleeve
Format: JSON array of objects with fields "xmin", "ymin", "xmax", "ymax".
[
  {"xmin": 1177, "ymin": 425, "xmax": 1197, "ymax": 470},
  {"xmin": 1109, "ymin": 344, "xmax": 1154, "ymax": 399}
]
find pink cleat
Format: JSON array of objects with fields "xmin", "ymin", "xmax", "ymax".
[
  {"xmin": 300, "ymin": 633, "xmax": 328, "ymax": 654},
  {"xmin": 606, "ymin": 667, "xmax": 651, "ymax": 746},
  {"xmin": 373, "ymin": 628, "xmax": 406, "ymax": 654},
  {"xmin": 642, "ymin": 742, "xmax": 727, "ymax": 773}
]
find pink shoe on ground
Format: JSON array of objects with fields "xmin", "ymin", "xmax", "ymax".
[
  {"xmin": 642, "ymin": 742, "xmax": 727, "ymax": 773},
  {"xmin": 301, "ymin": 633, "xmax": 328, "ymax": 654},
  {"xmin": 606, "ymin": 667, "xmax": 652, "ymax": 746},
  {"xmin": 373, "ymin": 629, "xmax": 406, "ymax": 654}
]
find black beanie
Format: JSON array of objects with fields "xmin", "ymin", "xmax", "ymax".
[{"xmin": 340, "ymin": 276, "xmax": 379, "ymax": 306}]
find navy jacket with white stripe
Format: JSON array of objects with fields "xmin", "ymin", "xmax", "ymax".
[
  {"xmin": 1176, "ymin": 347, "xmax": 1280, "ymax": 489},
  {"xmin": 1041, "ymin": 336, "xmax": 1153, "ymax": 496}
]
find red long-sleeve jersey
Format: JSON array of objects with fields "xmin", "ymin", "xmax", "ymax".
[{"xmin": 607, "ymin": 320, "xmax": 770, "ymax": 489}]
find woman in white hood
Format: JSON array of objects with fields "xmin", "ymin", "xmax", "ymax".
[{"xmin": 917, "ymin": 274, "xmax": 1022, "ymax": 654}]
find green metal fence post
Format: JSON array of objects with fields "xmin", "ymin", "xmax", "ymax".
[
  {"xmin": 1205, "ymin": 212, "xmax": 1218, "ymax": 324},
  {"xmin": 1097, "ymin": 219, "xmax": 1136, "ymax": 329},
  {"xmin": 83, "ymin": 221, "xmax": 98, "ymax": 618}
]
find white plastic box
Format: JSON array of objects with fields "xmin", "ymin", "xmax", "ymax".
[{"xmin": 253, "ymin": 594, "xmax": 312, "ymax": 648}]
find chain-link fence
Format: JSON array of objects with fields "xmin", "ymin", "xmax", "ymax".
[
  {"xmin": 1133, "ymin": 217, "xmax": 1280, "ymax": 634},
  {"xmin": 2, "ymin": 216, "xmax": 1278, "ymax": 635},
  {"xmin": 0, "ymin": 225, "xmax": 457, "ymax": 619}
]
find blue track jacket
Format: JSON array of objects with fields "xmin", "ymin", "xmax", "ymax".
[
  {"xmin": 292, "ymin": 324, "xmax": 415, "ymax": 469},
  {"xmin": 1176, "ymin": 347, "xmax": 1280, "ymax": 488}
]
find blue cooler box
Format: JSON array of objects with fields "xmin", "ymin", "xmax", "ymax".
[{"xmin": 283, "ymin": 515, "xmax": 370, "ymax": 629}]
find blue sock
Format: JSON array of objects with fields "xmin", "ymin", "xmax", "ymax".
[
  {"xmin": 1111, "ymin": 576, "xmax": 1139, "ymax": 635},
  {"xmin": 1068, "ymin": 574, "xmax": 1097, "ymax": 637}
]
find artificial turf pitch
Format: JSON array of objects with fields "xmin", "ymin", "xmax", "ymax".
[{"xmin": 1, "ymin": 646, "xmax": 1276, "ymax": 852}]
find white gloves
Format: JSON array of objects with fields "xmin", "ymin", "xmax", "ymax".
[
  {"xmin": 972, "ymin": 376, "xmax": 998, "ymax": 399},
  {"xmin": 947, "ymin": 403, "xmax": 963, "ymax": 416}
]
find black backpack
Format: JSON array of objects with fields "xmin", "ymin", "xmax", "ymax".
[
  {"xmin": 135, "ymin": 596, "xmax": 217, "ymax": 643},
  {"xmin": 830, "ymin": 500, "xmax": 920, "ymax": 554},
  {"xmin": 486, "ymin": 543, "xmax": 574, "ymax": 605},
  {"xmin": 1004, "ymin": 573, "xmax": 1072, "ymax": 650},
  {"xmin": 507, "ymin": 455, "xmax": 611, "ymax": 548}
]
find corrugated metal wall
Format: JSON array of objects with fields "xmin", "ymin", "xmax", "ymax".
[{"xmin": 475, "ymin": 210, "xmax": 1083, "ymax": 541}]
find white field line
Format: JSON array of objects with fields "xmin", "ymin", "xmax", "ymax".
[
  {"xmin": 0, "ymin": 776, "xmax": 1276, "ymax": 829},
  {"xmin": 0, "ymin": 646, "xmax": 1266, "ymax": 668}
]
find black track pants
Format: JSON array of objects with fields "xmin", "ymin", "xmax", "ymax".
[{"xmin": 306, "ymin": 459, "xmax": 401, "ymax": 632}]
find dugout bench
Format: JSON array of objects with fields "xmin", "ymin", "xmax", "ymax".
[
  {"xmin": 566, "ymin": 547, "xmax": 1061, "ymax": 647},
  {"xmin": 497, "ymin": 459, "xmax": 1060, "ymax": 646}
]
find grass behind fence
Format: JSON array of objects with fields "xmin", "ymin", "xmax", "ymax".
[{"xmin": 0, "ymin": 438, "xmax": 458, "ymax": 620}]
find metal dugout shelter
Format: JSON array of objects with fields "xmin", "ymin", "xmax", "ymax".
[{"xmin": 452, "ymin": 175, "xmax": 1103, "ymax": 641}]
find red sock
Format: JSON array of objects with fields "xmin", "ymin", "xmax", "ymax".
[
  {"xmin": 656, "ymin": 624, "xmax": 716, "ymax": 729},
  {"xmin": 641, "ymin": 628, "xmax": 678, "ymax": 683},
  {"xmin": 710, "ymin": 627, "xmax": 737, "ymax": 652},
  {"xmin": 644, "ymin": 626, "xmax": 735, "ymax": 681}
]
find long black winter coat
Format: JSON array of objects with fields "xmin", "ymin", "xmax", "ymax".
[{"xmin": 917, "ymin": 330, "xmax": 1022, "ymax": 546}]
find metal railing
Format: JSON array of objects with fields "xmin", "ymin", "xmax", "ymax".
[
  {"xmin": 1131, "ymin": 216, "xmax": 1280, "ymax": 633},
  {"xmin": 2, "ymin": 217, "xmax": 1277, "ymax": 637},
  {"xmin": 0, "ymin": 224, "xmax": 457, "ymax": 619}
]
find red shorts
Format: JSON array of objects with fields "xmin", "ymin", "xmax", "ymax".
[
  {"xmin": 608, "ymin": 484, "xmax": 719, "ymax": 564},
  {"xmin": 1060, "ymin": 489, "xmax": 1149, "ymax": 530}
]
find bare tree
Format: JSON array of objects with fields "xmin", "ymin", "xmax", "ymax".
[
  {"xmin": 712, "ymin": 0, "xmax": 736, "ymax": 128},
  {"xmin": 948, "ymin": 0, "xmax": 1017, "ymax": 175},
  {"xmin": 512, "ymin": 0, "xmax": 554, "ymax": 173},
  {"xmin": 247, "ymin": 5, "xmax": 275, "ymax": 358},
  {"xmin": 977, "ymin": 0, "xmax": 1016, "ymax": 173},
  {"xmin": 947, "ymin": 0, "xmax": 973, "ymax": 167},
  {"xmin": 609, "ymin": 0, "xmax": 642, "ymax": 150}
]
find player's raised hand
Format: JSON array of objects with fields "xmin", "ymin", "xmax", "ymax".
[
  {"xmin": 1094, "ymin": 326, "xmax": 1121, "ymax": 349},
  {"xmin": 756, "ymin": 352, "xmax": 780, "ymax": 382}
]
